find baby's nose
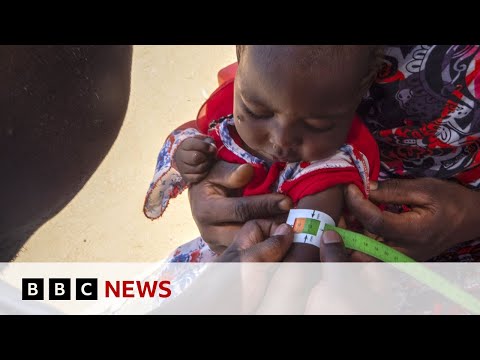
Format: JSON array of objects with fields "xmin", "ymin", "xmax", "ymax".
[
  {"xmin": 271, "ymin": 135, "xmax": 300, "ymax": 158},
  {"xmin": 272, "ymin": 126, "xmax": 300, "ymax": 147}
]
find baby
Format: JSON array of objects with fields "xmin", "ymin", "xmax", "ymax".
[{"xmin": 144, "ymin": 45, "xmax": 383, "ymax": 262}]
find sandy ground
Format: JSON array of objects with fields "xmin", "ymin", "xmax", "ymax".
[{"xmin": 14, "ymin": 45, "xmax": 237, "ymax": 262}]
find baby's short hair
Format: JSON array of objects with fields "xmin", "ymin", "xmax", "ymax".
[{"xmin": 236, "ymin": 45, "xmax": 384, "ymax": 91}]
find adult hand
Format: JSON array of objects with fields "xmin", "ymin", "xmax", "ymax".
[
  {"xmin": 150, "ymin": 225, "xmax": 358, "ymax": 315},
  {"xmin": 218, "ymin": 225, "xmax": 352, "ymax": 262},
  {"xmin": 253, "ymin": 230, "xmax": 382, "ymax": 314},
  {"xmin": 217, "ymin": 220, "xmax": 294, "ymax": 262},
  {"xmin": 217, "ymin": 223, "xmax": 353, "ymax": 262},
  {"xmin": 345, "ymin": 178, "xmax": 480, "ymax": 261},
  {"xmin": 150, "ymin": 219, "xmax": 294, "ymax": 314},
  {"xmin": 188, "ymin": 161, "xmax": 293, "ymax": 253}
]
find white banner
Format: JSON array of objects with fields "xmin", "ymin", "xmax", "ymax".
[{"xmin": 1, "ymin": 262, "xmax": 480, "ymax": 315}]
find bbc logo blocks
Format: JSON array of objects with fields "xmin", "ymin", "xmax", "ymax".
[
  {"xmin": 22, "ymin": 278, "xmax": 44, "ymax": 300},
  {"xmin": 22, "ymin": 278, "xmax": 98, "ymax": 300},
  {"xmin": 76, "ymin": 279, "xmax": 98, "ymax": 300},
  {"xmin": 48, "ymin": 279, "xmax": 71, "ymax": 300}
]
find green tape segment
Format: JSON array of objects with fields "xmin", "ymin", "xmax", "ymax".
[
  {"xmin": 323, "ymin": 224, "xmax": 414, "ymax": 262},
  {"xmin": 323, "ymin": 224, "xmax": 480, "ymax": 314}
]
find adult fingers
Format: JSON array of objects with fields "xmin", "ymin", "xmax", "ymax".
[
  {"xmin": 344, "ymin": 184, "xmax": 424, "ymax": 242},
  {"xmin": 239, "ymin": 223, "xmax": 294, "ymax": 262},
  {"xmin": 178, "ymin": 161, "xmax": 212, "ymax": 174},
  {"xmin": 319, "ymin": 230, "xmax": 350, "ymax": 262},
  {"xmin": 368, "ymin": 179, "xmax": 433, "ymax": 205},
  {"xmin": 194, "ymin": 193, "xmax": 293, "ymax": 224},
  {"xmin": 229, "ymin": 219, "xmax": 275, "ymax": 250},
  {"xmin": 217, "ymin": 220, "xmax": 294, "ymax": 262},
  {"xmin": 182, "ymin": 173, "xmax": 209, "ymax": 185},
  {"xmin": 198, "ymin": 220, "xmax": 290, "ymax": 253},
  {"xmin": 198, "ymin": 223, "xmax": 243, "ymax": 251},
  {"xmin": 206, "ymin": 161, "xmax": 256, "ymax": 189}
]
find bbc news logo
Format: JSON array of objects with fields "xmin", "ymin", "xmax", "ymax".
[{"xmin": 22, "ymin": 278, "xmax": 171, "ymax": 300}]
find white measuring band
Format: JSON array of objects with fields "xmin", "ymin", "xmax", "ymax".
[{"xmin": 286, "ymin": 209, "xmax": 336, "ymax": 248}]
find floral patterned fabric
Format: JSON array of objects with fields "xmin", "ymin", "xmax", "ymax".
[{"xmin": 359, "ymin": 45, "xmax": 480, "ymax": 261}]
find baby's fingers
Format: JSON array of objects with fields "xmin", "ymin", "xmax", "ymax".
[
  {"xmin": 178, "ymin": 138, "xmax": 216, "ymax": 166},
  {"xmin": 177, "ymin": 149, "xmax": 213, "ymax": 166},
  {"xmin": 179, "ymin": 137, "xmax": 216, "ymax": 154}
]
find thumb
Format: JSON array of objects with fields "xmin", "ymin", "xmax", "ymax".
[
  {"xmin": 241, "ymin": 223, "xmax": 294, "ymax": 262},
  {"xmin": 207, "ymin": 161, "xmax": 255, "ymax": 189},
  {"xmin": 320, "ymin": 230, "xmax": 349, "ymax": 262},
  {"xmin": 228, "ymin": 163, "xmax": 255, "ymax": 189}
]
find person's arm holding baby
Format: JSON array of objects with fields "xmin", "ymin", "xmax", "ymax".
[{"xmin": 174, "ymin": 137, "xmax": 345, "ymax": 262}]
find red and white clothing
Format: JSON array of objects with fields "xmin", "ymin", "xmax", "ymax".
[
  {"xmin": 144, "ymin": 114, "xmax": 379, "ymax": 221},
  {"xmin": 144, "ymin": 78, "xmax": 380, "ymax": 261},
  {"xmin": 148, "ymin": 45, "xmax": 480, "ymax": 262},
  {"xmin": 207, "ymin": 115, "xmax": 379, "ymax": 204}
]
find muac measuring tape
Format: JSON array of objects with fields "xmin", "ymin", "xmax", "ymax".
[{"xmin": 286, "ymin": 209, "xmax": 480, "ymax": 314}]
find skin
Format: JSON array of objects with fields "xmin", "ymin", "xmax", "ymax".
[
  {"xmin": 188, "ymin": 161, "xmax": 293, "ymax": 254},
  {"xmin": 0, "ymin": 46, "xmax": 133, "ymax": 261},
  {"xmin": 4, "ymin": 218, "xmax": 349, "ymax": 314},
  {"xmin": 175, "ymin": 136, "xmax": 216, "ymax": 184},
  {"xmin": 149, "ymin": 220, "xmax": 350, "ymax": 314},
  {"xmin": 190, "ymin": 158, "xmax": 480, "ymax": 261},
  {"xmin": 345, "ymin": 178, "xmax": 480, "ymax": 261},
  {"xmin": 233, "ymin": 45, "xmax": 365, "ymax": 164},
  {"xmin": 175, "ymin": 45, "xmax": 374, "ymax": 261},
  {"xmin": 217, "ymin": 219, "xmax": 295, "ymax": 262},
  {"xmin": 0, "ymin": 45, "xmax": 363, "ymax": 267},
  {"xmin": 185, "ymin": 47, "xmax": 480, "ymax": 262}
]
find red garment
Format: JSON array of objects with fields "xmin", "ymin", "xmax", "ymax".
[
  {"xmin": 200, "ymin": 64, "xmax": 379, "ymax": 200},
  {"xmin": 207, "ymin": 115, "xmax": 379, "ymax": 205},
  {"xmin": 193, "ymin": 64, "xmax": 379, "ymax": 202}
]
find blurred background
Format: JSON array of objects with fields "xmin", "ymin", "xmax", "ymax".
[{"xmin": 13, "ymin": 45, "xmax": 237, "ymax": 261}]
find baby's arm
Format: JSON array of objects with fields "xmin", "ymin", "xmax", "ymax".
[
  {"xmin": 174, "ymin": 136, "xmax": 217, "ymax": 184},
  {"xmin": 283, "ymin": 185, "xmax": 344, "ymax": 262},
  {"xmin": 255, "ymin": 185, "xmax": 345, "ymax": 313}
]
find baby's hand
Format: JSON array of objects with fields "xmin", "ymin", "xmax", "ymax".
[{"xmin": 174, "ymin": 136, "xmax": 217, "ymax": 184}]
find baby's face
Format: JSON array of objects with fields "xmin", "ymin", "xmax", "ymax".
[{"xmin": 234, "ymin": 45, "xmax": 369, "ymax": 163}]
